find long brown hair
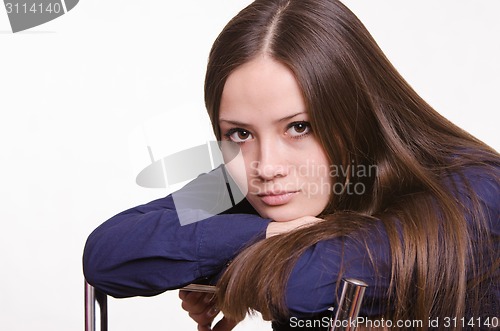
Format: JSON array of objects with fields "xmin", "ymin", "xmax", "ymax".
[{"xmin": 204, "ymin": 0, "xmax": 499, "ymax": 329}]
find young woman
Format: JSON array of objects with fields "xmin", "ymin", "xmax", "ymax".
[{"xmin": 83, "ymin": 0, "xmax": 499, "ymax": 330}]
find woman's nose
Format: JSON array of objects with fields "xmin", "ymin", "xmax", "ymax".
[{"xmin": 254, "ymin": 139, "xmax": 288, "ymax": 181}]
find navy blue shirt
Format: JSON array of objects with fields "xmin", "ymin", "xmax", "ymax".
[{"xmin": 83, "ymin": 164, "xmax": 499, "ymax": 319}]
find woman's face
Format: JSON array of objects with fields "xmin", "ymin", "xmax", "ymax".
[{"xmin": 219, "ymin": 55, "xmax": 332, "ymax": 222}]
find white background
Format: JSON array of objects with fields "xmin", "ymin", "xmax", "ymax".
[{"xmin": 0, "ymin": 1, "xmax": 498, "ymax": 330}]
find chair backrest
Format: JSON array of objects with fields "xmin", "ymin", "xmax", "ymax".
[{"xmin": 84, "ymin": 278, "xmax": 366, "ymax": 331}]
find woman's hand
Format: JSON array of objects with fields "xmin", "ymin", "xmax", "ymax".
[
  {"xmin": 179, "ymin": 290, "xmax": 238, "ymax": 331},
  {"xmin": 266, "ymin": 215, "xmax": 323, "ymax": 238}
]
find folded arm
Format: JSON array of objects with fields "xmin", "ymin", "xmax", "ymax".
[{"xmin": 83, "ymin": 168, "xmax": 270, "ymax": 298}]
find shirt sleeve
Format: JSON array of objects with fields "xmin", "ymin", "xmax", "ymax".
[{"xmin": 82, "ymin": 168, "xmax": 270, "ymax": 298}]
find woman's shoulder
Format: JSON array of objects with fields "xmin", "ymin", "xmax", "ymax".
[
  {"xmin": 442, "ymin": 160, "xmax": 499, "ymax": 232},
  {"xmin": 443, "ymin": 160, "xmax": 499, "ymax": 201}
]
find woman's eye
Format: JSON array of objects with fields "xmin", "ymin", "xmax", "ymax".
[
  {"xmin": 287, "ymin": 122, "xmax": 311, "ymax": 138},
  {"xmin": 225, "ymin": 129, "xmax": 253, "ymax": 143}
]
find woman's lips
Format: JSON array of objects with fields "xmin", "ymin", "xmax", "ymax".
[{"xmin": 258, "ymin": 191, "xmax": 298, "ymax": 206}]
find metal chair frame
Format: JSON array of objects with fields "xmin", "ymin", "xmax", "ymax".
[
  {"xmin": 84, "ymin": 278, "xmax": 366, "ymax": 331},
  {"xmin": 85, "ymin": 280, "xmax": 108, "ymax": 331}
]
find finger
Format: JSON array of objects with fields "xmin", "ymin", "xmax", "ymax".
[
  {"xmin": 212, "ymin": 316, "xmax": 238, "ymax": 331},
  {"xmin": 297, "ymin": 215, "xmax": 323, "ymax": 225},
  {"xmin": 179, "ymin": 290, "xmax": 203, "ymax": 302},
  {"xmin": 178, "ymin": 290, "xmax": 190, "ymax": 300},
  {"xmin": 181, "ymin": 293, "xmax": 209, "ymax": 314},
  {"xmin": 202, "ymin": 292, "xmax": 216, "ymax": 304},
  {"xmin": 189, "ymin": 305, "xmax": 219, "ymax": 326}
]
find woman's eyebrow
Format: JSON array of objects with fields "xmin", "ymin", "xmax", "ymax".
[
  {"xmin": 219, "ymin": 111, "xmax": 307, "ymax": 126},
  {"xmin": 276, "ymin": 111, "xmax": 307, "ymax": 123},
  {"xmin": 218, "ymin": 118, "xmax": 249, "ymax": 126}
]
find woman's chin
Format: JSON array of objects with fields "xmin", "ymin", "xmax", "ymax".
[{"xmin": 255, "ymin": 206, "xmax": 304, "ymax": 222}]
